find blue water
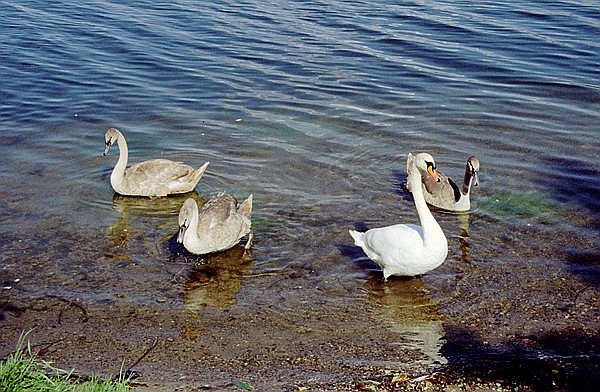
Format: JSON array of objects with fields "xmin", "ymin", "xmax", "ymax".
[{"xmin": 1, "ymin": 0, "xmax": 599, "ymax": 387}]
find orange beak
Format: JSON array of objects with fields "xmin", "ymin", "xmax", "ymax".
[{"xmin": 428, "ymin": 166, "xmax": 440, "ymax": 182}]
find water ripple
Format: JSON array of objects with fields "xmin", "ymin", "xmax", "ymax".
[{"xmin": 1, "ymin": 0, "xmax": 598, "ymax": 307}]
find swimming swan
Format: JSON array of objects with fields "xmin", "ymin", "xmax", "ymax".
[
  {"xmin": 103, "ymin": 127, "xmax": 209, "ymax": 197},
  {"xmin": 407, "ymin": 155, "xmax": 479, "ymax": 212},
  {"xmin": 177, "ymin": 192, "xmax": 253, "ymax": 255},
  {"xmin": 350, "ymin": 153, "xmax": 448, "ymax": 279}
]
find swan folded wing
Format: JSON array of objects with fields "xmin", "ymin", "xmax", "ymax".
[
  {"xmin": 361, "ymin": 224, "xmax": 425, "ymax": 261},
  {"xmin": 123, "ymin": 159, "xmax": 195, "ymax": 195},
  {"xmin": 125, "ymin": 159, "xmax": 193, "ymax": 183},
  {"xmin": 196, "ymin": 213, "xmax": 251, "ymax": 252},
  {"xmin": 197, "ymin": 195, "xmax": 238, "ymax": 229},
  {"xmin": 423, "ymin": 171, "xmax": 461, "ymax": 203},
  {"xmin": 360, "ymin": 224, "xmax": 431, "ymax": 277},
  {"xmin": 446, "ymin": 177, "xmax": 462, "ymax": 202}
]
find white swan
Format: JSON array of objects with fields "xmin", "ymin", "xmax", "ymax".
[
  {"xmin": 350, "ymin": 153, "xmax": 448, "ymax": 279},
  {"xmin": 407, "ymin": 155, "xmax": 479, "ymax": 212},
  {"xmin": 103, "ymin": 128, "xmax": 209, "ymax": 197},
  {"xmin": 177, "ymin": 192, "xmax": 253, "ymax": 255}
]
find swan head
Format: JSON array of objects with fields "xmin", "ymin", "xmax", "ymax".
[
  {"xmin": 177, "ymin": 198, "xmax": 198, "ymax": 243},
  {"xmin": 104, "ymin": 128, "xmax": 121, "ymax": 156},
  {"xmin": 467, "ymin": 156, "xmax": 480, "ymax": 186},
  {"xmin": 414, "ymin": 152, "xmax": 440, "ymax": 182}
]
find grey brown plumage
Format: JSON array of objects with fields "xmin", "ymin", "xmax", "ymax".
[
  {"xmin": 177, "ymin": 193, "xmax": 253, "ymax": 255},
  {"xmin": 103, "ymin": 128, "xmax": 209, "ymax": 197},
  {"xmin": 407, "ymin": 155, "xmax": 479, "ymax": 212}
]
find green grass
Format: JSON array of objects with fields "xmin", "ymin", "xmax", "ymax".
[{"xmin": 0, "ymin": 331, "xmax": 131, "ymax": 392}]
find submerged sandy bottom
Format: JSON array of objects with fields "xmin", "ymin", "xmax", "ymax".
[
  {"xmin": 1, "ymin": 137, "xmax": 599, "ymax": 391},
  {"xmin": 1, "ymin": 204, "xmax": 598, "ymax": 391}
]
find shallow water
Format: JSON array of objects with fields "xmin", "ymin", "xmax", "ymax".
[{"xmin": 1, "ymin": 0, "xmax": 599, "ymax": 389}]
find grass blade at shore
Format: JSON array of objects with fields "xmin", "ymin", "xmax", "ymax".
[{"xmin": 0, "ymin": 331, "xmax": 130, "ymax": 392}]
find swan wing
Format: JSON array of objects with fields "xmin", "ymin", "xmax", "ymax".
[
  {"xmin": 422, "ymin": 170, "xmax": 464, "ymax": 208},
  {"xmin": 123, "ymin": 159, "xmax": 195, "ymax": 195},
  {"xmin": 125, "ymin": 159, "xmax": 194, "ymax": 181},
  {"xmin": 351, "ymin": 224, "xmax": 423, "ymax": 261},
  {"xmin": 354, "ymin": 224, "xmax": 442, "ymax": 278},
  {"xmin": 361, "ymin": 224, "xmax": 424, "ymax": 260},
  {"xmin": 197, "ymin": 194, "xmax": 238, "ymax": 229},
  {"xmin": 193, "ymin": 195, "xmax": 251, "ymax": 253}
]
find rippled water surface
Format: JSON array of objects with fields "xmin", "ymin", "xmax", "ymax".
[{"xmin": 1, "ymin": 0, "xmax": 599, "ymax": 389}]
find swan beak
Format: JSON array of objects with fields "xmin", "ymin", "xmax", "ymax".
[
  {"xmin": 428, "ymin": 166, "xmax": 441, "ymax": 182},
  {"xmin": 473, "ymin": 171, "xmax": 479, "ymax": 187},
  {"xmin": 177, "ymin": 224, "xmax": 187, "ymax": 243},
  {"xmin": 103, "ymin": 141, "xmax": 112, "ymax": 156}
]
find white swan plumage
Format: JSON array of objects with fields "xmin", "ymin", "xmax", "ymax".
[{"xmin": 349, "ymin": 152, "xmax": 448, "ymax": 280}]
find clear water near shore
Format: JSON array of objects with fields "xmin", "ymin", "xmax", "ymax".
[{"xmin": 1, "ymin": 0, "xmax": 599, "ymax": 389}]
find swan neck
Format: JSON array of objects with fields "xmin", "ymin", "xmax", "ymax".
[
  {"xmin": 183, "ymin": 206, "xmax": 201, "ymax": 249},
  {"xmin": 409, "ymin": 164, "xmax": 442, "ymax": 242},
  {"xmin": 462, "ymin": 164, "xmax": 473, "ymax": 195},
  {"xmin": 110, "ymin": 135, "xmax": 128, "ymax": 189}
]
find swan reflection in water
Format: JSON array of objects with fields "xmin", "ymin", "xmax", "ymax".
[
  {"xmin": 365, "ymin": 276, "xmax": 447, "ymax": 366},
  {"xmin": 105, "ymin": 191, "xmax": 205, "ymax": 261},
  {"xmin": 456, "ymin": 211, "xmax": 473, "ymax": 266},
  {"xmin": 179, "ymin": 241, "xmax": 254, "ymax": 341},
  {"xmin": 183, "ymin": 245, "xmax": 254, "ymax": 311},
  {"xmin": 428, "ymin": 206, "xmax": 474, "ymax": 267}
]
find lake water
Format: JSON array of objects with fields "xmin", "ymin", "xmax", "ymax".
[{"xmin": 1, "ymin": 0, "xmax": 599, "ymax": 389}]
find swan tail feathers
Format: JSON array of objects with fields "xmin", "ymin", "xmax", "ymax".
[
  {"xmin": 191, "ymin": 161, "xmax": 210, "ymax": 184},
  {"xmin": 238, "ymin": 194, "xmax": 253, "ymax": 218},
  {"xmin": 349, "ymin": 230, "xmax": 365, "ymax": 247}
]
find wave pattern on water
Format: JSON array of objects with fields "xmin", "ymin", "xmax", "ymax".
[
  {"xmin": 1, "ymin": 1, "xmax": 599, "ymax": 384},
  {"xmin": 1, "ymin": 0, "xmax": 598, "ymax": 273}
]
